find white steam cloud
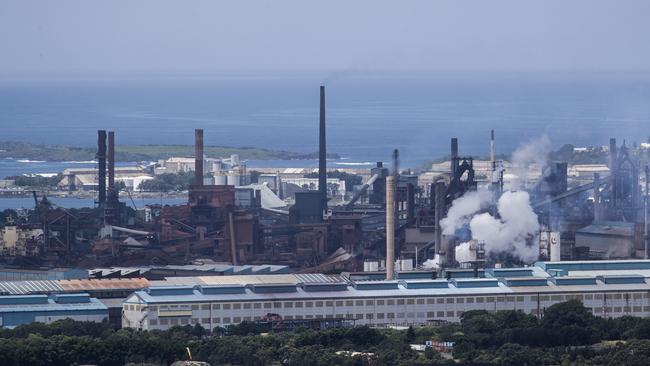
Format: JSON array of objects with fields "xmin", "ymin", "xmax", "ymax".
[
  {"xmin": 469, "ymin": 190, "xmax": 540, "ymax": 262},
  {"xmin": 440, "ymin": 189, "xmax": 493, "ymax": 236},
  {"xmin": 510, "ymin": 134, "xmax": 552, "ymax": 189}
]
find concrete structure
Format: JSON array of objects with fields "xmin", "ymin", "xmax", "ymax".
[
  {"xmin": 122, "ymin": 260, "xmax": 650, "ymax": 330},
  {"xmin": 0, "ymin": 224, "xmax": 43, "ymax": 257},
  {"xmin": 0, "ymin": 293, "xmax": 108, "ymax": 328}
]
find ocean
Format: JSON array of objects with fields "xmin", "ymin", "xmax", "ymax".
[{"xmin": 1, "ymin": 71, "xmax": 649, "ymax": 209}]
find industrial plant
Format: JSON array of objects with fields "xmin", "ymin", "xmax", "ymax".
[{"xmin": 0, "ymin": 85, "xmax": 649, "ymax": 330}]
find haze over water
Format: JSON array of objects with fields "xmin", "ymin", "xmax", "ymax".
[{"xmin": 1, "ymin": 72, "xmax": 649, "ymax": 168}]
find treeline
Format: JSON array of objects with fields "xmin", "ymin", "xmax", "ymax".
[
  {"xmin": 6, "ymin": 174, "xmax": 63, "ymax": 188},
  {"xmin": 138, "ymin": 171, "xmax": 195, "ymax": 192},
  {"xmin": 6, "ymin": 301, "xmax": 650, "ymax": 365},
  {"xmin": 304, "ymin": 170, "xmax": 363, "ymax": 192}
]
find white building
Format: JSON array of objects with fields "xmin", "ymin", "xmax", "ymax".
[{"xmin": 123, "ymin": 260, "xmax": 650, "ymax": 331}]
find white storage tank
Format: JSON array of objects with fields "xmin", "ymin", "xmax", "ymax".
[
  {"xmin": 213, "ymin": 173, "xmax": 227, "ymax": 186},
  {"xmin": 230, "ymin": 154, "xmax": 240, "ymax": 166}
]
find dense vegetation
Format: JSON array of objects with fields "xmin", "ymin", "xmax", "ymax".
[
  {"xmin": 5, "ymin": 301, "xmax": 650, "ymax": 365},
  {"xmin": 304, "ymin": 170, "xmax": 363, "ymax": 192},
  {"xmin": 0, "ymin": 141, "xmax": 339, "ymax": 162},
  {"xmin": 138, "ymin": 171, "xmax": 195, "ymax": 192},
  {"xmin": 6, "ymin": 174, "xmax": 63, "ymax": 188}
]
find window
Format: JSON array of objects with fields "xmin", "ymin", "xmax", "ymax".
[
  {"xmin": 476, "ymin": 297, "xmax": 484, "ymax": 303},
  {"xmin": 295, "ymin": 302, "xmax": 303, "ymax": 308},
  {"xmin": 613, "ymin": 307, "xmax": 622, "ymax": 313},
  {"xmin": 366, "ymin": 314, "xmax": 374, "ymax": 319},
  {"xmin": 244, "ymin": 303, "xmax": 252, "ymax": 309},
  {"xmin": 149, "ymin": 319, "xmax": 158, "ymax": 326},
  {"xmin": 336, "ymin": 301, "xmax": 343, "ymax": 306},
  {"xmin": 387, "ymin": 299, "xmax": 395, "ymax": 305},
  {"xmin": 212, "ymin": 317, "xmax": 220, "ymax": 323},
  {"xmin": 306, "ymin": 302, "xmax": 313, "ymax": 308},
  {"xmin": 397, "ymin": 299, "xmax": 405, "ymax": 305},
  {"xmin": 212, "ymin": 304, "xmax": 221, "ymax": 310},
  {"xmin": 222, "ymin": 317, "xmax": 231, "ymax": 324},
  {"xmin": 540, "ymin": 296, "xmax": 549, "ymax": 301},
  {"xmin": 315, "ymin": 315, "xmax": 323, "ymax": 319},
  {"xmin": 516, "ymin": 296, "xmax": 524, "ymax": 302},
  {"xmin": 201, "ymin": 318, "xmax": 210, "ymax": 324},
  {"xmin": 634, "ymin": 293, "xmax": 643, "ymax": 300},
  {"xmin": 315, "ymin": 301, "xmax": 324, "ymax": 307},
  {"xmin": 427, "ymin": 298, "xmax": 435, "ymax": 304},
  {"xmin": 159, "ymin": 318, "xmax": 169, "ymax": 325},
  {"xmin": 356, "ymin": 314, "xmax": 364, "ymax": 319},
  {"xmin": 150, "ymin": 306, "xmax": 158, "ymax": 311},
  {"xmin": 191, "ymin": 305, "xmax": 199, "ymax": 310},
  {"xmin": 486, "ymin": 297, "xmax": 494, "ymax": 302},
  {"xmin": 437, "ymin": 311, "xmax": 444, "ymax": 317},
  {"xmin": 254, "ymin": 303, "xmax": 261, "ymax": 309},
  {"xmin": 457, "ymin": 311, "xmax": 464, "ymax": 317},
  {"xmin": 377, "ymin": 313, "xmax": 385, "ymax": 319},
  {"xmin": 326, "ymin": 301, "xmax": 334, "ymax": 307},
  {"xmin": 417, "ymin": 298, "xmax": 425, "ymax": 305},
  {"xmin": 497, "ymin": 297, "xmax": 506, "ymax": 303},
  {"xmin": 594, "ymin": 294, "xmax": 603, "ymax": 300},
  {"xmin": 284, "ymin": 302, "xmax": 293, "ymax": 308},
  {"xmin": 295, "ymin": 315, "xmax": 303, "ymax": 319},
  {"xmin": 397, "ymin": 313, "xmax": 405, "ymax": 319},
  {"xmin": 407, "ymin": 299, "xmax": 415, "ymax": 305},
  {"xmin": 446, "ymin": 311, "xmax": 454, "ymax": 317},
  {"xmin": 181, "ymin": 318, "xmax": 189, "ymax": 325},
  {"xmin": 233, "ymin": 317, "xmax": 241, "ymax": 323},
  {"xmin": 585, "ymin": 294, "xmax": 594, "ymax": 300},
  {"xmin": 264, "ymin": 303, "xmax": 272, "ymax": 309},
  {"xmin": 427, "ymin": 312, "xmax": 435, "ymax": 317},
  {"xmin": 284, "ymin": 316, "xmax": 293, "ymax": 320},
  {"xmin": 456, "ymin": 298, "xmax": 465, "ymax": 304},
  {"xmin": 202, "ymin": 304, "xmax": 210, "ymax": 310},
  {"xmin": 634, "ymin": 306, "xmax": 642, "ymax": 312},
  {"xmin": 346, "ymin": 300, "xmax": 353, "ymax": 306},
  {"xmin": 550, "ymin": 295, "xmax": 562, "ymax": 301},
  {"xmin": 376, "ymin": 300, "xmax": 385, "ymax": 306},
  {"xmin": 466, "ymin": 297, "xmax": 474, "ymax": 304},
  {"xmin": 366, "ymin": 300, "xmax": 374, "ymax": 306},
  {"xmin": 446, "ymin": 298, "xmax": 455, "ymax": 304},
  {"xmin": 387, "ymin": 313, "xmax": 395, "ymax": 319},
  {"xmin": 233, "ymin": 304, "xmax": 241, "ymax": 310},
  {"xmin": 223, "ymin": 304, "xmax": 231, "ymax": 310},
  {"xmin": 274, "ymin": 303, "xmax": 281, "ymax": 309},
  {"xmin": 356, "ymin": 300, "xmax": 364, "ymax": 306}
]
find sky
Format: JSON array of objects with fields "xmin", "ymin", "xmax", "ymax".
[{"xmin": 1, "ymin": 0, "xmax": 650, "ymax": 78}]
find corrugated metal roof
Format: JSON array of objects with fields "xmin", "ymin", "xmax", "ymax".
[{"xmin": 0, "ymin": 280, "xmax": 64, "ymax": 295}]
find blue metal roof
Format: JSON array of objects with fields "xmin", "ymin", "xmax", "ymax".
[
  {"xmin": 146, "ymin": 286, "xmax": 195, "ymax": 296},
  {"xmin": 451, "ymin": 278, "xmax": 500, "ymax": 288},
  {"xmin": 399, "ymin": 280, "xmax": 449, "ymax": 289},
  {"xmin": 486, "ymin": 268, "xmax": 534, "ymax": 278},
  {"xmin": 248, "ymin": 283, "xmax": 297, "ymax": 293},
  {"xmin": 549, "ymin": 276, "xmax": 598, "ymax": 286},
  {"xmin": 54, "ymin": 293, "xmax": 91, "ymax": 303},
  {"xmin": 597, "ymin": 274, "xmax": 646, "ymax": 285},
  {"xmin": 352, "ymin": 281, "xmax": 399, "ymax": 290},
  {"xmin": 0, "ymin": 294, "xmax": 49, "ymax": 305},
  {"xmin": 301, "ymin": 283, "xmax": 349, "ymax": 292},
  {"xmin": 198, "ymin": 285, "xmax": 246, "ymax": 295},
  {"xmin": 537, "ymin": 260, "xmax": 650, "ymax": 272},
  {"xmin": 502, "ymin": 278, "xmax": 548, "ymax": 287},
  {"xmin": 443, "ymin": 269, "xmax": 485, "ymax": 279},
  {"xmin": 396, "ymin": 271, "xmax": 436, "ymax": 280}
]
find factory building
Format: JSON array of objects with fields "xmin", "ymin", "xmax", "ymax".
[
  {"xmin": 0, "ymin": 267, "xmax": 88, "ymax": 281},
  {"xmin": 0, "ymin": 293, "xmax": 108, "ymax": 328},
  {"xmin": 123, "ymin": 260, "xmax": 650, "ymax": 331},
  {"xmin": 58, "ymin": 166, "xmax": 152, "ymax": 191}
]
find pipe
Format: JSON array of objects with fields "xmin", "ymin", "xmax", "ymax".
[
  {"xmin": 489, "ymin": 129, "xmax": 495, "ymax": 163},
  {"xmin": 386, "ymin": 175, "xmax": 395, "ymax": 280},
  {"xmin": 97, "ymin": 130, "xmax": 107, "ymax": 206},
  {"xmin": 195, "ymin": 129, "xmax": 204, "ymax": 186},
  {"xmin": 108, "ymin": 131, "xmax": 115, "ymax": 190},
  {"xmin": 229, "ymin": 211, "xmax": 238, "ymax": 265},
  {"xmin": 319, "ymin": 85, "xmax": 327, "ymax": 209},
  {"xmin": 346, "ymin": 174, "xmax": 380, "ymax": 208}
]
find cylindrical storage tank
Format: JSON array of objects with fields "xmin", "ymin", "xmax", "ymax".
[
  {"xmin": 227, "ymin": 174, "xmax": 241, "ymax": 187},
  {"xmin": 550, "ymin": 231, "xmax": 561, "ymax": 261},
  {"xmin": 363, "ymin": 261, "xmax": 370, "ymax": 272},
  {"xmin": 368, "ymin": 260, "xmax": 379, "ymax": 272},
  {"xmin": 213, "ymin": 174, "xmax": 227, "ymax": 186}
]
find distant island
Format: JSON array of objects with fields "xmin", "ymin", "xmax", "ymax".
[{"xmin": 0, "ymin": 141, "xmax": 340, "ymax": 162}]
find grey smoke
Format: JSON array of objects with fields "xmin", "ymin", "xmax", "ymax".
[{"xmin": 439, "ymin": 188, "xmax": 493, "ymax": 236}]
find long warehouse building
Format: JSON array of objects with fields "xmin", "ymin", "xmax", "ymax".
[{"xmin": 123, "ymin": 260, "xmax": 650, "ymax": 330}]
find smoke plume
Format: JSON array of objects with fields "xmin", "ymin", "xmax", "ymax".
[
  {"xmin": 510, "ymin": 134, "xmax": 552, "ymax": 189},
  {"xmin": 469, "ymin": 190, "xmax": 539, "ymax": 262},
  {"xmin": 440, "ymin": 188, "xmax": 493, "ymax": 236}
]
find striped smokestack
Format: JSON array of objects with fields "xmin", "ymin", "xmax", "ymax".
[{"xmin": 386, "ymin": 175, "xmax": 395, "ymax": 280}]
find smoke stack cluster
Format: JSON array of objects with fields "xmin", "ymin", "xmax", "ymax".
[
  {"xmin": 195, "ymin": 129, "xmax": 204, "ymax": 186},
  {"xmin": 97, "ymin": 130, "xmax": 107, "ymax": 206},
  {"xmin": 319, "ymin": 85, "xmax": 327, "ymax": 210},
  {"xmin": 386, "ymin": 175, "xmax": 395, "ymax": 280}
]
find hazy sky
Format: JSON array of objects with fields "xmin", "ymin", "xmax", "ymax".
[{"xmin": 2, "ymin": 0, "xmax": 650, "ymax": 77}]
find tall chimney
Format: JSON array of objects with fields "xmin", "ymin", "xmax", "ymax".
[
  {"xmin": 489, "ymin": 129, "xmax": 495, "ymax": 163},
  {"xmin": 609, "ymin": 138, "xmax": 617, "ymax": 171},
  {"xmin": 108, "ymin": 131, "xmax": 115, "ymax": 190},
  {"xmin": 319, "ymin": 85, "xmax": 327, "ymax": 210},
  {"xmin": 97, "ymin": 130, "xmax": 107, "ymax": 206},
  {"xmin": 451, "ymin": 137, "xmax": 459, "ymax": 176},
  {"xmin": 386, "ymin": 175, "xmax": 395, "ymax": 280},
  {"xmin": 195, "ymin": 129, "xmax": 204, "ymax": 186}
]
